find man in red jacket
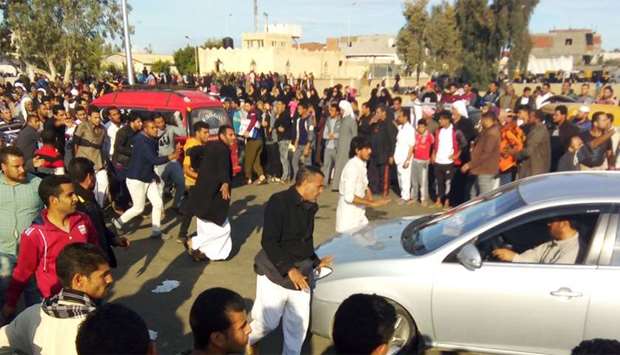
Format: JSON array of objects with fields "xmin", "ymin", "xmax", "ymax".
[{"xmin": 2, "ymin": 175, "xmax": 99, "ymax": 321}]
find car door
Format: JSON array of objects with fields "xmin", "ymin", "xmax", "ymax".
[
  {"xmin": 583, "ymin": 210, "xmax": 620, "ymax": 340},
  {"xmin": 431, "ymin": 205, "xmax": 610, "ymax": 355}
]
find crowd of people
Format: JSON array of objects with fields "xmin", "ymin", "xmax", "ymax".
[{"xmin": 0, "ymin": 70, "xmax": 619, "ymax": 354}]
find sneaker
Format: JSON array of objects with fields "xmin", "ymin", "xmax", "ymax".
[{"xmin": 150, "ymin": 231, "xmax": 170, "ymax": 240}]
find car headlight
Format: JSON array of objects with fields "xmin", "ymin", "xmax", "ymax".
[{"xmin": 315, "ymin": 266, "xmax": 333, "ymax": 280}]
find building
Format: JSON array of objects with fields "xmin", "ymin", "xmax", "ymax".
[
  {"xmin": 530, "ymin": 29, "xmax": 602, "ymax": 65},
  {"xmin": 103, "ymin": 53, "xmax": 179, "ymax": 74},
  {"xmin": 326, "ymin": 34, "xmax": 401, "ymax": 77}
]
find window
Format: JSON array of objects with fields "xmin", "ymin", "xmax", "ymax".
[
  {"xmin": 470, "ymin": 206, "xmax": 605, "ymax": 265},
  {"xmin": 565, "ymin": 38, "xmax": 573, "ymax": 46},
  {"xmin": 610, "ymin": 218, "xmax": 620, "ymax": 266},
  {"xmin": 586, "ymin": 33, "xmax": 594, "ymax": 46}
]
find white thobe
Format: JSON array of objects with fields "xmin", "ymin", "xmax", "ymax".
[
  {"xmin": 395, "ymin": 123, "xmax": 415, "ymax": 200},
  {"xmin": 191, "ymin": 219, "xmax": 232, "ymax": 261},
  {"xmin": 336, "ymin": 156, "xmax": 369, "ymax": 233}
]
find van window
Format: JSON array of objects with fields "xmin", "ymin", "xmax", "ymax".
[{"xmin": 190, "ymin": 108, "xmax": 229, "ymax": 135}]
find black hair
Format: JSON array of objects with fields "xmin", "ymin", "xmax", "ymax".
[
  {"xmin": 375, "ymin": 104, "xmax": 387, "ymax": 113},
  {"xmin": 555, "ymin": 105, "xmax": 568, "ymax": 116},
  {"xmin": 68, "ymin": 157, "xmax": 95, "ymax": 184},
  {"xmin": 108, "ymin": 106, "xmax": 120, "ymax": 114},
  {"xmin": 417, "ymin": 119, "xmax": 427, "ymax": 126},
  {"xmin": 0, "ymin": 146, "xmax": 24, "ymax": 164},
  {"xmin": 40, "ymin": 129, "xmax": 57, "ymax": 145},
  {"xmin": 193, "ymin": 121, "xmax": 210, "ymax": 134},
  {"xmin": 523, "ymin": 86, "xmax": 531, "ymax": 92},
  {"xmin": 393, "ymin": 96, "xmax": 402, "ymax": 104},
  {"xmin": 532, "ymin": 110, "xmax": 546, "ymax": 122},
  {"xmin": 52, "ymin": 105, "xmax": 65, "ymax": 115},
  {"xmin": 591, "ymin": 111, "xmax": 605, "ymax": 124},
  {"xmin": 572, "ymin": 339, "xmax": 620, "ymax": 355},
  {"xmin": 190, "ymin": 288, "xmax": 246, "ymax": 350},
  {"xmin": 332, "ymin": 294, "xmax": 397, "ymax": 355},
  {"xmin": 75, "ymin": 106, "xmax": 86, "ymax": 113},
  {"xmin": 481, "ymin": 111, "xmax": 497, "ymax": 121},
  {"xmin": 295, "ymin": 165, "xmax": 324, "ymax": 187},
  {"xmin": 349, "ymin": 136, "xmax": 371, "ymax": 158},
  {"xmin": 329, "ymin": 102, "xmax": 340, "ymax": 111},
  {"xmin": 298, "ymin": 101, "xmax": 310, "ymax": 109},
  {"xmin": 516, "ymin": 105, "xmax": 531, "ymax": 114},
  {"xmin": 76, "ymin": 303, "xmax": 150, "ymax": 355},
  {"xmin": 38, "ymin": 174, "xmax": 73, "ymax": 207},
  {"xmin": 56, "ymin": 243, "xmax": 108, "ymax": 288},
  {"xmin": 87, "ymin": 105, "xmax": 99, "ymax": 116},
  {"xmin": 127, "ymin": 113, "xmax": 142, "ymax": 123},
  {"xmin": 218, "ymin": 124, "xmax": 233, "ymax": 136},
  {"xmin": 438, "ymin": 110, "xmax": 452, "ymax": 121}
]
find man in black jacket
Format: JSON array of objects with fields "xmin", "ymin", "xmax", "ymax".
[
  {"xmin": 68, "ymin": 157, "xmax": 129, "ymax": 268},
  {"xmin": 248, "ymin": 166, "xmax": 332, "ymax": 355},
  {"xmin": 184, "ymin": 125, "xmax": 235, "ymax": 261},
  {"xmin": 368, "ymin": 105, "xmax": 396, "ymax": 196},
  {"xmin": 14, "ymin": 114, "xmax": 44, "ymax": 172},
  {"xmin": 274, "ymin": 101, "xmax": 293, "ymax": 183},
  {"xmin": 110, "ymin": 115, "xmax": 142, "ymax": 211}
]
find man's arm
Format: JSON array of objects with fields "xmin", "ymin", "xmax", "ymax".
[
  {"xmin": 114, "ymin": 130, "xmax": 132, "ymax": 158},
  {"xmin": 517, "ymin": 127, "xmax": 545, "ymax": 160}
]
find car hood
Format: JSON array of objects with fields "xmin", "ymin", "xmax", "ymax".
[{"xmin": 316, "ymin": 216, "xmax": 423, "ymax": 264}]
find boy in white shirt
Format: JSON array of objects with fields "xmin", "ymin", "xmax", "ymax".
[{"xmin": 394, "ymin": 110, "xmax": 415, "ymax": 204}]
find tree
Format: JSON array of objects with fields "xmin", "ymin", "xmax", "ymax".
[
  {"xmin": 201, "ymin": 38, "xmax": 224, "ymax": 49},
  {"xmin": 6, "ymin": 0, "xmax": 125, "ymax": 82},
  {"xmin": 151, "ymin": 60, "xmax": 172, "ymax": 74},
  {"xmin": 425, "ymin": 2, "xmax": 463, "ymax": 77},
  {"xmin": 173, "ymin": 46, "xmax": 197, "ymax": 75},
  {"xmin": 396, "ymin": 0, "xmax": 429, "ymax": 84}
]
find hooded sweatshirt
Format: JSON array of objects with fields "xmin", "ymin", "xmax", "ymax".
[{"xmin": 4, "ymin": 210, "xmax": 99, "ymax": 308}]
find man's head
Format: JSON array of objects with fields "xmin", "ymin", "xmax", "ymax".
[
  {"xmin": 297, "ymin": 102, "xmax": 309, "ymax": 117},
  {"xmin": 142, "ymin": 119, "xmax": 158, "ymax": 139},
  {"xmin": 328, "ymin": 103, "xmax": 340, "ymax": 118},
  {"xmin": 0, "ymin": 146, "xmax": 27, "ymax": 183},
  {"xmin": 332, "ymin": 294, "xmax": 397, "ymax": 355},
  {"xmin": 542, "ymin": 82, "xmax": 551, "ymax": 94},
  {"xmin": 572, "ymin": 339, "xmax": 620, "ymax": 355},
  {"xmin": 41, "ymin": 129, "xmax": 57, "ymax": 146},
  {"xmin": 553, "ymin": 105, "xmax": 568, "ymax": 124},
  {"xmin": 153, "ymin": 114, "xmax": 166, "ymax": 131},
  {"xmin": 350, "ymin": 136, "xmax": 372, "ymax": 160},
  {"xmin": 243, "ymin": 100, "xmax": 254, "ymax": 113},
  {"xmin": 480, "ymin": 111, "xmax": 497, "ymax": 129},
  {"xmin": 76, "ymin": 303, "xmax": 154, "ymax": 355},
  {"xmin": 580, "ymin": 83, "xmax": 590, "ymax": 96},
  {"xmin": 569, "ymin": 136, "xmax": 584, "ymax": 152},
  {"xmin": 523, "ymin": 87, "xmax": 532, "ymax": 97},
  {"xmin": 0, "ymin": 106, "xmax": 11, "ymax": 123},
  {"xmin": 52, "ymin": 105, "xmax": 67, "ymax": 124},
  {"xmin": 602, "ymin": 86, "xmax": 614, "ymax": 99},
  {"xmin": 516, "ymin": 105, "xmax": 531, "ymax": 122},
  {"xmin": 577, "ymin": 106, "xmax": 590, "ymax": 121},
  {"xmin": 488, "ymin": 81, "xmax": 498, "ymax": 92},
  {"xmin": 128, "ymin": 115, "xmax": 143, "ymax": 132},
  {"xmin": 56, "ymin": 243, "xmax": 112, "ymax": 299},
  {"xmin": 361, "ymin": 102, "xmax": 371, "ymax": 116},
  {"xmin": 37, "ymin": 102, "xmax": 49, "ymax": 119},
  {"xmin": 193, "ymin": 121, "xmax": 211, "ymax": 144},
  {"xmin": 529, "ymin": 110, "xmax": 545, "ymax": 125},
  {"xmin": 295, "ymin": 165, "xmax": 325, "ymax": 203},
  {"xmin": 438, "ymin": 110, "xmax": 452, "ymax": 128},
  {"xmin": 592, "ymin": 111, "xmax": 612, "ymax": 131},
  {"xmin": 190, "ymin": 288, "xmax": 251, "ymax": 354},
  {"xmin": 75, "ymin": 107, "xmax": 87, "ymax": 123},
  {"xmin": 38, "ymin": 175, "xmax": 77, "ymax": 214},
  {"xmin": 87, "ymin": 106, "xmax": 101, "ymax": 127},
  {"xmin": 392, "ymin": 97, "xmax": 402, "ymax": 111},
  {"xmin": 561, "ymin": 81, "xmax": 571, "ymax": 94},
  {"xmin": 547, "ymin": 217, "xmax": 578, "ymax": 241},
  {"xmin": 108, "ymin": 107, "xmax": 122, "ymax": 125},
  {"xmin": 68, "ymin": 157, "xmax": 96, "ymax": 191},
  {"xmin": 26, "ymin": 114, "xmax": 42, "ymax": 131},
  {"xmin": 218, "ymin": 125, "xmax": 235, "ymax": 147},
  {"xmin": 375, "ymin": 104, "xmax": 387, "ymax": 121},
  {"xmin": 416, "ymin": 119, "xmax": 427, "ymax": 134},
  {"xmin": 395, "ymin": 109, "xmax": 407, "ymax": 125}
]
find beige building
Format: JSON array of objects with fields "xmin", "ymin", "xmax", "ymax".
[
  {"xmin": 531, "ymin": 29, "xmax": 602, "ymax": 65},
  {"xmin": 103, "ymin": 53, "xmax": 179, "ymax": 74}
]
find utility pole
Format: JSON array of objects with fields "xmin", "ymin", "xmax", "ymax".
[
  {"xmin": 264, "ymin": 12, "xmax": 269, "ymax": 32},
  {"xmin": 121, "ymin": 0, "xmax": 134, "ymax": 85},
  {"xmin": 253, "ymin": 0, "xmax": 259, "ymax": 32}
]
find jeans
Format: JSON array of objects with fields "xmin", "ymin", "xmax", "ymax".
[
  {"xmin": 433, "ymin": 163, "xmax": 454, "ymax": 203},
  {"xmin": 0, "ymin": 252, "xmax": 40, "ymax": 310},
  {"xmin": 499, "ymin": 167, "xmax": 517, "ymax": 186},
  {"xmin": 155, "ymin": 161, "xmax": 185, "ymax": 209},
  {"xmin": 470, "ymin": 174, "xmax": 499, "ymax": 199},
  {"xmin": 278, "ymin": 140, "xmax": 292, "ymax": 181},
  {"xmin": 292, "ymin": 145, "xmax": 310, "ymax": 181},
  {"xmin": 120, "ymin": 178, "xmax": 163, "ymax": 234},
  {"xmin": 322, "ymin": 148, "xmax": 337, "ymax": 185},
  {"xmin": 411, "ymin": 159, "xmax": 429, "ymax": 202}
]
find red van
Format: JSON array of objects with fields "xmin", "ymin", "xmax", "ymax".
[{"xmin": 92, "ymin": 88, "xmax": 241, "ymax": 174}]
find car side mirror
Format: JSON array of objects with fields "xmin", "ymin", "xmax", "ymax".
[{"xmin": 456, "ymin": 244, "xmax": 482, "ymax": 271}]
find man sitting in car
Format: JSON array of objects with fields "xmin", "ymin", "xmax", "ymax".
[{"xmin": 492, "ymin": 218, "xmax": 580, "ymax": 264}]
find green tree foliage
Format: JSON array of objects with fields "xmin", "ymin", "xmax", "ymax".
[
  {"xmin": 201, "ymin": 38, "xmax": 224, "ymax": 49},
  {"xmin": 425, "ymin": 2, "xmax": 463, "ymax": 77},
  {"xmin": 151, "ymin": 60, "xmax": 172, "ymax": 74},
  {"xmin": 5, "ymin": 0, "xmax": 125, "ymax": 82},
  {"xmin": 173, "ymin": 46, "xmax": 197, "ymax": 75},
  {"xmin": 396, "ymin": 0, "xmax": 429, "ymax": 84}
]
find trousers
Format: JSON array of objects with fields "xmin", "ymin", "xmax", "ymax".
[
  {"xmin": 292, "ymin": 145, "xmax": 310, "ymax": 181},
  {"xmin": 433, "ymin": 163, "xmax": 454, "ymax": 203},
  {"xmin": 397, "ymin": 163, "xmax": 413, "ymax": 200},
  {"xmin": 470, "ymin": 174, "xmax": 499, "ymax": 199},
  {"xmin": 155, "ymin": 161, "xmax": 185, "ymax": 209},
  {"xmin": 411, "ymin": 159, "xmax": 429, "ymax": 202},
  {"xmin": 322, "ymin": 148, "xmax": 337, "ymax": 186},
  {"xmin": 278, "ymin": 140, "xmax": 292, "ymax": 181},
  {"xmin": 94, "ymin": 169, "xmax": 109, "ymax": 208},
  {"xmin": 249, "ymin": 275, "xmax": 311, "ymax": 355},
  {"xmin": 244, "ymin": 139, "xmax": 264, "ymax": 180},
  {"xmin": 119, "ymin": 178, "xmax": 163, "ymax": 233},
  {"xmin": 368, "ymin": 161, "xmax": 388, "ymax": 195}
]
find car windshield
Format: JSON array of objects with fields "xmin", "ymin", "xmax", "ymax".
[
  {"xmin": 190, "ymin": 108, "xmax": 229, "ymax": 135},
  {"xmin": 401, "ymin": 186, "xmax": 525, "ymax": 256}
]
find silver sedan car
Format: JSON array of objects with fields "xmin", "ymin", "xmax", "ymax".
[{"xmin": 311, "ymin": 172, "xmax": 620, "ymax": 355}]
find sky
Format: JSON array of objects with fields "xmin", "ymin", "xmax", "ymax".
[{"xmin": 126, "ymin": 0, "xmax": 620, "ymax": 54}]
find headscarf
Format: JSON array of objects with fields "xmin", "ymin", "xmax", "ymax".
[
  {"xmin": 452, "ymin": 100, "xmax": 469, "ymax": 119},
  {"xmin": 339, "ymin": 100, "xmax": 355, "ymax": 119}
]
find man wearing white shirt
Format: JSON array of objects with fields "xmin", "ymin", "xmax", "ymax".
[
  {"xmin": 104, "ymin": 107, "xmax": 122, "ymax": 159},
  {"xmin": 394, "ymin": 110, "xmax": 415, "ymax": 204},
  {"xmin": 336, "ymin": 137, "xmax": 389, "ymax": 233}
]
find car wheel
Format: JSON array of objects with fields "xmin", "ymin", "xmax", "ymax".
[{"xmin": 385, "ymin": 298, "xmax": 418, "ymax": 354}]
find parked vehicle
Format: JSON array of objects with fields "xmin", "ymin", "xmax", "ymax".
[
  {"xmin": 92, "ymin": 87, "xmax": 241, "ymax": 174},
  {"xmin": 312, "ymin": 171, "xmax": 620, "ymax": 355}
]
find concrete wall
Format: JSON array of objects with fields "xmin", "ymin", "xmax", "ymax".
[{"xmin": 198, "ymin": 47, "xmax": 368, "ymax": 79}]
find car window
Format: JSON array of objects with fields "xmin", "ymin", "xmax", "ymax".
[
  {"xmin": 190, "ymin": 108, "xmax": 229, "ymax": 135},
  {"xmin": 610, "ymin": 219, "xmax": 620, "ymax": 266},
  {"xmin": 474, "ymin": 208, "xmax": 602, "ymax": 265},
  {"xmin": 402, "ymin": 186, "xmax": 525, "ymax": 256}
]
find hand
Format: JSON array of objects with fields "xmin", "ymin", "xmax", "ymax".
[
  {"xmin": 388, "ymin": 157, "xmax": 394, "ymax": 165},
  {"xmin": 242, "ymin": 131, "xmax": 249, "ymax": 138},
  {"xmin": 328, "ymin": 133, "xmax": 335, "ymax": 139},
  {"xmin": 403, "ymin": 161, "xmax": 410, "ymax": 169},
  {"xmin": 32, "ymin": 156, "xmax": 44, "ymax": 168},
  {"xmin": 168, "ymin": 151, "xmax": 179, "ymax": 161},
  {"xmin": 1, "ymin": 304, "xmax": 16, "ymax": 323},
  {"xmin": 115, "ymin": 237, "xmax": 130, "ymax": 248},
  {"xmin": 277, "ymin": 127, "xmax": 284, "ymax": 133},
  {"xmin": 220, "ymin": 183, "xmax": 230, "ymax": 200},
  {"xmin": 461, "ymin": 163, "xmax": 470, "ymax": 173},
  {"xmin": 492, "ymin": 248, "xmax": 517, "ymax": 262},
  {"xmin": 288, "ymin": 267, "xmax": 309, "ymax": 290},
  {"xmin": 319, "ymin": 255, "xmax": 334, "ymax": 268},
  {"xmin": 372, "ymin": 198, "xmax": 390, "ymax": 207},
  {"xmin": 261, "ymin": 120, "xmax": 269, "ymax": 127}
]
